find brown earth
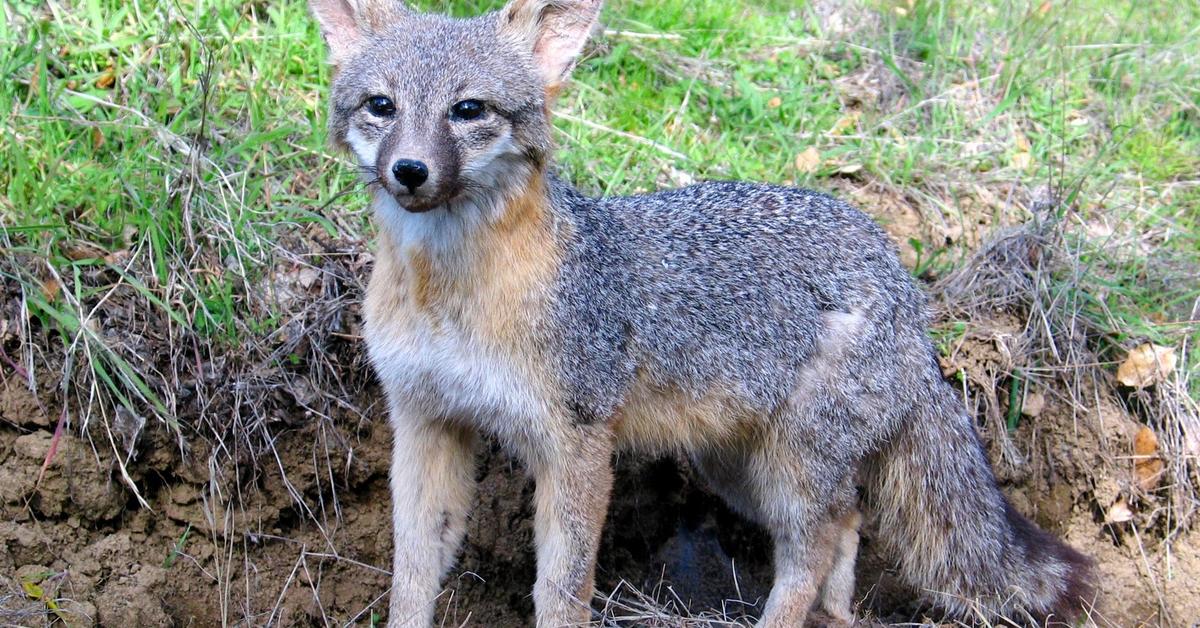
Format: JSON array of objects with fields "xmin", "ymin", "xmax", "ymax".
[{"xmin": 2, "ymin": 344, "xmax": 1198, "ymax": 627}]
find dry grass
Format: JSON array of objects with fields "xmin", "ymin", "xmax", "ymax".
[{"xmin": 930, "ymin": 201, "xmax": 1200, "ymax": 528}]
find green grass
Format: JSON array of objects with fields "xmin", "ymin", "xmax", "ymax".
[{"xmin": 1, "ymin": 0, "xmax": 1197, "ymax": 431}]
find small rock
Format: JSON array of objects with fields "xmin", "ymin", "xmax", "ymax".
[
  {"xmin": 1021, "ymin": 390, "xmax": 1046, "ymax": 417},
  {"xmin": 59, "ymin": 599, "xmax": 98, "ymax": 627}
]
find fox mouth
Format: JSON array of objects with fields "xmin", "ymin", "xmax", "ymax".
[
  {"xmin": 382, "ymin": 185, "xmax": 457, "ymax": 213},
  {"xmin": 395, "ymin": 194, "xmax": 443, "ymax": 213}
]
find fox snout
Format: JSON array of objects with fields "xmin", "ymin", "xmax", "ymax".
[
  {"xmin": 357, "ymin": 115, "xmax": 460, "ymax": 212},
  {"xmin": 391, "ymin": 159, "xmax": 428, "ymax": 193},
  {"xmin": 377, "ymin": 142, "xmax": 450, "ymax": 213}
]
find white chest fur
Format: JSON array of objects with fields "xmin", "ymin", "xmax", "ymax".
[{"xmin": 365, "ymin": 315, "xmax": 553, "ymax": 434}]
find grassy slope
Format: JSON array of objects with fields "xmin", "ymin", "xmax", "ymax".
[{"xmin": 3, "ymin": 0, "xmax": 1196, "ymax": 359}]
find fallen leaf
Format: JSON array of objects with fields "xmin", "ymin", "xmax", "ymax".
[
  {"xmin": 92, "ymin": 126, "xmax": 104, "ymax": 150},
  {"xmin": 41, "ymin": 278, "xmax": 60, "ymax": 302},
  {"xmin": 794, "ymin": 146, "xmax": 821, "ymax": 174},
  {"xmin": 836, "ymin": 163, "xmax": 863, "ymax": 174},
  {"xmin": 29, "ymin": 63, "xmax": 42, "ymax": 99},
  {"xmin": 21, "ymin": 580, "xmax": 45, "ymax": 600},
  {"xmin": 297, "ymin": 267, "xmax": 321, "ymax": 289},
  {"xmin": 20, "ymin": 573, "xmax": 65, "ymax": 621},
  {"xmin": 61, "ymin": 240, "xmax": 106, "ymax": 260},
  {"xmin": 1134, "ymin": 425, "xmax": 1164, "ymax": 492},
  {"xmin": 1037, "ymin": 0, "xmax": 1052, "ymax": 17},
  {"xmin": 767, "ymin": 96, "xmax": 782, "ymax": 108},
  {"xmin": 1116, "ymin": 343, "xmax": 1177, "ymax": 388},
  {"xmin": 1105, "ymin": 498, "xmax": 1134, "ymax": 524},
  {"xmin": 1011, "ymin": 131, "xmax": 1032, "ymax": 169},
  {"xmin": 1015, "ymin": 132, "xmax": 1031, "ymax": 152},
  {"xmin": 96, "ymin": 67, "xmax": 115, "ymax": 89},
  {"xmin": 664, "ymin": 165, "xmax": 695, "ymax": 187},
  {"xmin": 104, "ymin": 250, "xmax": 131, "ymax": 265},
  {"xmin": 830, "ymin": 112, "xmax": 860, "ymax": 134}
]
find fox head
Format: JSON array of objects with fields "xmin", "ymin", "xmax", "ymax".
[{"xmin": 310, "ymin": 0, "xmax": 601, "ymax": 215}]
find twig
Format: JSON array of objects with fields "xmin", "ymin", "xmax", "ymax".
[
  {"xmin": 555, "ymin": 111, "xmax": 688, "ymax": 161},
  {"xmin": 603, "ymin": 28, "xmax": 683, "ymax": 41}
]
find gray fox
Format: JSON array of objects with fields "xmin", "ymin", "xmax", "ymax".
[{"xmin": 308, "ymin": 0, "xmax": 1095, "ymax": 625}]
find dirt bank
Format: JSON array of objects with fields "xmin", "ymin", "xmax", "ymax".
[{"xmin": 2, "ymin": 344, "xmax": 1198, "ymax": 627}]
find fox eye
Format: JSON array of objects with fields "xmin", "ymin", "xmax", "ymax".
[
  {"xmin": 450, "ymin": 99, "xmax": 486, "ymax": 121},
  {"xmin": 366, "ymin": 95, "xmax": 395, "ymax": 117}
]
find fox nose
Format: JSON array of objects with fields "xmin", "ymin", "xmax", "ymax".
[{"xmin": 391, "ymin": 159, "xmax": 429, "ymax": 193}]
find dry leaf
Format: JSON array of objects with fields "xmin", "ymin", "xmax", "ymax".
[
  {"xmin": 1011, "ymin": 131, "xmax": 1032, "ymax": 169},
  {"xmin": 1133, "ymin": 425, "xmax": 1164, "ymax": 492},
  {"xmin": 91, "ymin": 126, "xmax": 104, "ymax": 150},
  {"xmin": 297, "ymin": 267, "xmax": 321, "ymax": 290},
  {"xmin": 1105, "ymin": 498, "xmax": 1134, "ymax": 524},
  {"xmin": 104, "ymin": 250, "xmax": 131, "ymax": 266},
  {"xmin": 29, "ymin": 63, "xmax": 41, "ymax": 99},
  {"xmin": 794, "ymin": 147, "xmax": 821, "ymax": 174},
  {"xmin": 1037, "ymin": 0, "xmax": 1052, "ymax": 17},
  {"xmin": 836, "ymin": 163, "xmax": 863, "ymax": 174},
  {"xmin": 830, "ymin": 112, "xmax": 860, "ymax": 134},
  {"xmin": 1116, "ymin": 343, "xmax": 1177, "ymax": 388},
  {"xmin": 96, "ymin": 68, "xmax": 115, "ymax": 89},
  {"xmin": 61, "ymin": 240, "xmax": 106, "ymax": 261},
  {"xmin": 767, "ymin": 96, "xmax": 782, "ymax": 109},
  {"xmin": 1015, "ymin": 132, "xmax": 1031, "ymax": 152},
  {"xmin": 664, "ymin": 165, "xmax": 695, "ymax": 187},
  {"xmin": 41, "ymin": 278, "xmax": 61, "ymax": 302}
]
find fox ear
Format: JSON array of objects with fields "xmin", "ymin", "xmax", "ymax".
[
  {"xmin": 309, "ymin": 0, "xmax": 409, "ymax": 62},
  {"xmin": 499, "ymin": 0, "xmax": 602, "ymax": 88}
]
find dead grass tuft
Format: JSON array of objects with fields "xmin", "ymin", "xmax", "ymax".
[
  {"xmin": 593, "ymin": 578, "xmax": 755, "ymax": 627},
  {"xmin": 930, "ymin": 192, "xmax": 1200, "ymax": 531}
]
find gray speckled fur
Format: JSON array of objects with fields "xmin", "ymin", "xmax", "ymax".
[
  {"xmin": 547, "ymin": 177, "xmax": 923, "ymax": 437},
  {"xmin": 548, "ymin": 171, "xmax": 1094, "ymax": 622}
]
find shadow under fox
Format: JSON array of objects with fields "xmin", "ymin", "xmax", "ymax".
[{"xmin": 308, "ymin": 0, "xmax": 1095, "ymax": 625}]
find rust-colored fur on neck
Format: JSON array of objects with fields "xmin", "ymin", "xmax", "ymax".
[{"xmin": 368, "ymin": 173, "xmax": 560, "ymax": 348}]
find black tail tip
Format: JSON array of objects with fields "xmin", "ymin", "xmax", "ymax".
[
  {"xmin": 1046, "ymin": 540, "xmax": 1097, "ymax": 625},
  {"xmin": 1005, "ymin": 501, "xmax": 1097, "ymax": 624}
]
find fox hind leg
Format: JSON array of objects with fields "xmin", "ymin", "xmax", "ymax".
[
  {"xmin": 818, "ymin": 509, "xmax": 861, "ymax": 624},
  {"xmin": 755, "ymin": 479, "xmax": 855, "ymax": 627},
  {"xmin": 694, "ymin": 435, "xmax": 858, "ymax": 627}
]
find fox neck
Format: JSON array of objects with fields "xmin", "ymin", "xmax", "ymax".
[{"xmin": 373, "ymin": 165, "xmax": 561, "ymax": 323}]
